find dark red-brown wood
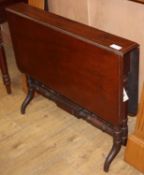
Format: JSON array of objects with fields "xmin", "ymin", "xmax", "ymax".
[
  {"xmin": 0, "ymin": 0, "xmax": 27, "ymax": 23},
  {"xmin": 6, "ymin": 3, "xmax": 139, "ymax": 172},
  {"xmin": 0, "ymin": 0, "xmax": 27, "ymax": 94}
]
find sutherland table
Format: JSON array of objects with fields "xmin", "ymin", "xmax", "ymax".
[{"xmin": 6, "ymin": 3, "xmax": 139, "ymax": 172}]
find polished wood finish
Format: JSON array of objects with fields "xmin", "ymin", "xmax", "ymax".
[
  {"xmin": 21, "ymin": 0, "xmax": 46, "ymax": 93},
  {"xmin": 0, "ymin": 0, "xmax": 27, "ymax": 94},
  {"xmin": 125, "ymin": 84, "xmax": 144, "ymax": 173},
  {"xmin": 6, "ymin": 3, "xmax": 139, "ymax": 172}
]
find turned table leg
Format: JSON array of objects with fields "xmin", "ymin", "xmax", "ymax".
[{"xmin": 0, "ymin": 27, "xmax": 11, "ymax": 94}]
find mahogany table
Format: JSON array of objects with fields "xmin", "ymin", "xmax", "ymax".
[
  {"xmin": 0, "ymin": 0, "xmax": 27, "ymax": 94},
  {"xmin": 6, "ymin": 3, "xmax": 139, "ymax": 172}
]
